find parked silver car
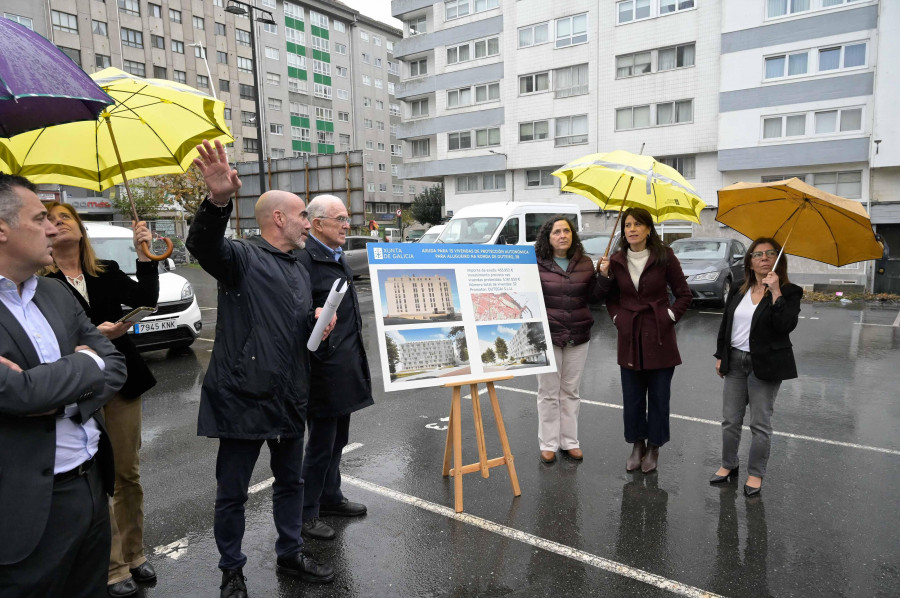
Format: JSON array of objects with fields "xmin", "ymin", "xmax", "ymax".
[
  {"xmin": 342, "ymin": 235, "xmax": 381, "ymax": 278},
  {"xmin": 670, "ymin": 238, "xmax": 746, "ymax": 306}
]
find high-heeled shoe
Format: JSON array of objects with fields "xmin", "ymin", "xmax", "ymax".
[
  {"xmin": 709, "ymin": 466, "xmax": 739, "ymax": 485},
  {"xmin": 743, "ymin": 483, "xmax": 762, "ymax": 497},
  {"xmin": 626, "ymin": 440, "xmax": 646, "ymax": 472}
]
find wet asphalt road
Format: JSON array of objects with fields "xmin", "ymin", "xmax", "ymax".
[{"xmin": 132, "ymin": 266, "xmax": 899, "ymax": 598}]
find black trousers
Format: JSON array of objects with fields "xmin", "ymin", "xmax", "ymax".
[
  {"xmin": 214, "ymin": 437, "xmax": 304, "ymax": 571},
  {"xmin": 0, "ymin": 463, "xmax": 110, "ymax": 598},
  {"xmin": 301, "ymin": 415, "xmax": 350, "ymax": 520},
  {"xmin": 620, "ymin": 366, "xmax": 675, "ymax": 447}
]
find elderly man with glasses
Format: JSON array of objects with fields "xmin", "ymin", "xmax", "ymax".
[{"xmin": 296, "ymin": 195, "xmax": 374, "ymax": 542}]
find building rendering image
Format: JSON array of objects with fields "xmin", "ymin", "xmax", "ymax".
[{"xmin": 382, "ymin": 271, "xmax": 460, "ymax": 320}]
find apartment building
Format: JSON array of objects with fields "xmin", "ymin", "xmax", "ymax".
[
  {"xmin": 507, "ymin": 322, "xmax": 542, "ymax": 362},
  {"xmin": 397, "ymin": 338, "xmax": 458, "ymax": 370},
  {"xmin": 391, "ymin": 0, "xmax": 898, "ymax": 288},
  {"xmin": 0, "ymin": 0, "xmax": 428, "ymax": 226},
  {"xmin": 384, "ymin": 273, "xmax": 455, "ymax": 317}
]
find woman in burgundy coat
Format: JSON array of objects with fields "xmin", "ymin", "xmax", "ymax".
[
  {"xmin": 597, "ymin": 207, "xmax": 692, "ymax": 473},
  {"xmin": 534, "ymin": 216, "xmax": 602, "ymax": 464}
]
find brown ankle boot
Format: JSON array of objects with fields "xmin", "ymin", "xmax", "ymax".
[
  {"xmin": 641, "ymin": 444, "xmax": 659, "ymax": 473},
  {"xmin": 626, "ymin": 441, "xmax": 646, "ymax": 472}
]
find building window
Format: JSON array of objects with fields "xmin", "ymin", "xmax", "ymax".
[
  {"xmin": 658, "ymin": 155, "xmax": 696, "ymax": 179},
  {"xmin": 519, "ymin": 120, "xmax": 550, "ymax": 142},
  {"xmin": 446, "ymin": 0, "xmax": 498, "ymax": 20},
  {"xmin": 391, "ymin": 144, "xmax": 403, "ymax": 156},
  {"xmin": 615, "ymin": 105, "xmax": 651, "ymax": 130},
  {"xmin": 763, "ymin": 114, "xmax": 807, "ymax": 139},
  {"xmin": 150, "ymin": 35, "xmax": 164, "ymax": 49},
  {"xmin": 447, "ymin": 87, "xmax": 471, "ymax": 108},
  {"xmin": 374, "ymin": 35, "xmax": 382, "ymax": 46},
  {"xmin": 616, "ymin": 51, "xmax": 651, "ymax": 78},
  {"xmin": 270, "ymin": 123, "xmax": 284, "ymax": 135},
  {"xmin": 767, "ymin": 0, "xmax": 811, "ymax": 19},
  {"xmin": 224, "ymin": 108, "xmax": 232, "ymax": 120},
  {"xmin": 474, "ymin": 37, "xmax": 500, "ymax": 59},
  {"xmin": 315, "ymin": 107, "xmax": 333, "ymax": 121},
  {"xmin": 215, "ymin": 22, "xmax": 226, "ymax": 36},
  {"xmin": 236, "ymin": 29, "xmax": 250, "ymax": 46},
  {"xmin": 284, "ymin": 2, "xmax": 304, "ymax": 19},
  {"xmin": 314, "ymin": 84, "xmax": 332, "ymax": 99},
  {"xmin": 217, "ymin": 51, "xmax": 228, "ymax": 64},
  {"xmin": 337, "ymin": 89, "xmax": 350, "ymax": 100},
  {"xmin": 193, "ymin": 16, "xmax": 204, "ymax": 29},
  {"xmin": 309, "ymin": 10, "xmax": 329, "ymax": 28},
  {"xmin": 812, "ymin": 171, "xmax": 861, "ymax": 198},
  {"xmin": 313, "ymin": 60, "xmax": 331, "ymax": 76},
  {"xmin": 656, "ymin": 99, "xmax": 693, "ymax": 125},
  {"xmin": 554, "ymin": 115, "xmax": 588, "ymax": 146},
  {"xmin": 243, "ymin": 138, "xmax": 259, "ymax": 153},
  {"xmin": 375, "ymin": 78, "xmax": 383, "ymax": 89},
  {"xmin": 171, "ymin": 40, "xmax": 184, "ymax": 54},
  {"xmin": 362, "ymin": 75, "xmax": 371, "ymax": 86},
  {"xmin": 97, "ymin": 54, "xmax": 113, "ymax": 69},
  {"xmin": 819, "ymin": 42, "xmax": 866, "ymax": 71},
  {"xmin": 197, "ymin": 75, "xmax": 209, "ymax": 88},
  {"xmin": 389, "ymin": 82, "xmax": 395, "ymax": 95},
  {"xmin": 123, "ymin": 60, "xmax": 145, "ymax": 77},
  {"xmin": 148, "ymin": 3, "xmax": 162, "ymax": 17},
  {"xmin": 660, "ymin": 0, "xmax": 695, "ymax": 15},
  {"xmin": 242, "ymin": 111, "xmax": 256, "ymax": 126},
  {"xmin": 238, "ymin": 57, "xmax": 253, "ymax": 73},
  {"xmin": 390, "ymin": 103, "xmax": 401, "ymax": 116},
  {"xmin": 219, "ymin": 79, "xmax": 230, "ymax": 92},
  {"xmin": 555, "ymin": 14, "xmax": 588, "ymax": 48},
  {"xmin": 152, "ymin": 65, "xmax": 166, "ymax": 78},
  {"xmin": 360, "ymin": 30, "xmax": 370, "ymax": 42},
  {"xmin": 265, "ymin": 46, "xmax": 280, "ymax": 60},
  {"xmin": 335, "ymin": 43, "xmax": 347, "ymax": 55},
  {"xmin": 448, "ymin": 131, "xmax": 472, "ymax": 151},
  {"xmin": 92, "ymin": 20, "xmax": 108, "ymax": 36},
  {"xmin": 262, "ymin": 22, "xmax": 277, "ymax": 34},
  {"xmin": 376, "ymin": 120, "xmax": 385, "ymax": 130},
  {"xmin": 447, "ymin": 42, "xmax": 471, "ymax": 65},
  {"xmin": 174, "ymin": 70, "xmax": 186, "ymax": 84},
  {"xmin": 410, "ymin": 58, "xmax": 427, "ymax": 77},
  {"xmin": 814, "ymin": 107, "xmax": 862, "ymax": 134},
  {"xmin": 290, "ymin": 102, "xmax": 308, "ymax": 117},
  {"xmin": 268, "ymin": 98, "xmax": 283, "ymax": 111},
  {"xmin": 554, "ymin": 64, "xmax": 588, "ymax": 98},
  {"xmin": 376, "ymin": 100, "xmax": 384, "ymax": 110},
  {"xmin": 526, "ymin": 169, "xmax": 556, "ymax": 188},
  {"xmin": 617, "ymin": 0, "xmax": 651, "ymax": 24},
  {"xmin": 59, "ymin": 47, "xmax": 81, "ymax": 67},
  {"xmin": 658, "ymin": 43, "xmax": 695, "ymax": 71},
  {"xmin": 239, "ymin": 84, "xmax": 254, "ymax": 100},
  {"xmin": 338, "ymin": 111, "xmax": 349, "ymax": 122},
  {"xmin": 378, "ymin": 142, "xmax": 386, "ymax": 151},
  {"xmin": 336, "ymin": 66, "xmax": 348, "ymax": 77},
  {"xmin": 51, "ymin": 11, "xmax": 78, "ymax": 34},
  {"xmin": 407, "ymin": 15, "xmax": 426, "ymax": 36},
  {"xmin": 334, "ymin": 20, "xmax": 345, "ymax": 32},
  {"xmin": 169, "ymin": 9, "xmax": 181, "ymax": 23},
  {"xmin": 285, "ymin": 28, "xmax": 304, "ymax": 44},
  {"xmin": 118, "ymin": 0, "xmax": 140, "ymax": 17},
  {"xmin": 121, "ymin": 28, "xmax": 143, "ymax": 48},
  {"xmin": 518, "ymin": 22, "xmax": 549, "ymax": 48},
  {"xmin": 764, "ymin": 51, "xmax": 808, "ymax": 79},
  {"xmin": 3, "ymin": 13, "xmax": 33, "ymax": 30},
  {"xmin": 519, "ymin": 72, "xmax": 550, "ymax": 95},
  {"xmin": 475, "ymin": 82, "xmax": 500, "ymax": 103},
  {"xmin": 475, "ymin": 127, "xmax": 500, "ymax": 147},
  {"xmin": 410, "ymin": 138, "xmax": 430, "ymax": 158},
  {"xmin": 312, "ymin": 36, "xmax": 329, "ymax": 52},
  {"xmin": 378, "ymin": 163, "xmax": 387, "ymax": 172},
  {"xmin": 271, "ymin": 148, "xmax": 285, "ymax": 159},
  {"xmin": 267, "ymin": 72, "xmax": 280, "ymax": 86}
]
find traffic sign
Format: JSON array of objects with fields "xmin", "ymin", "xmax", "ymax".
[{"xmin": 396, "ymin": 208, "xmax": 402, "ymax": 216}]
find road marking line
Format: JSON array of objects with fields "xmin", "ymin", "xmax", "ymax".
[
  {"xmin": 199, "ymin": 307, "xmax": 217, "ymax": 311},
  {"xmin": 853, "ymin": 322, "xmax": 896, "ymax": 328},
  {"xmin": 195, "ymin": 337, "xmax": 214, "ymax": 342},
  {"xmin": 698, "ymin": 311, "xmax": 722, "ymax": 315},
  {"xmin": 153, "ymin": 443, "xmax": 366, "ymax": 560},
  {"xmin": 894, "ymin": 310, "xmax": 900, "ymax": 327},
  {"xmin": 470, "ymin": 385, "xmax": 900, "ymax": 457},
  {"xmin": 343, "ymin": 475, "xmax": 724, "ymax": 598}
]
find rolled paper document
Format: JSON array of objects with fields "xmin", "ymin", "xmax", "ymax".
[{"xmin": 307, "ymin": 278, "xmax": 349, "ymax": 351}]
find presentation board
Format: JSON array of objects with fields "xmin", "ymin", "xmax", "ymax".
[{"xmin": 367, "ymin": 243, "xmax": 557, "ymax": 392}]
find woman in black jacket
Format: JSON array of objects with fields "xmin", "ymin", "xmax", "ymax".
[
  {"xmin": 44, "ymin": 203, "xmax": 159, "ymax": 597},
  {"xmin": 534, "ymin": 216, "xmax": 601, "ymax": 464},
  {"xmin": 711, "ymin": 237, "xmax": 802, "ymax": 497}
]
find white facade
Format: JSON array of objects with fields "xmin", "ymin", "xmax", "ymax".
[
  {"xmin": 507, "ymin": 323, "xmax": 541, "ymax": 361},
  {"xmin": 398, "ymin": 338, "xmax": 457, "ymax": 370},
  {"xmin": 391, "ymin": 0, "xmax": 898, "ymax": 289},
  {"xmin": 385, "ymin": 273, "xmax": 455, "ymax": 317}
]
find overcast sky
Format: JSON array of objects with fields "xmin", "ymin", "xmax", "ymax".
[{"xmin": 338, "ymin": 0, "xmax": 402, "ymax": 28}]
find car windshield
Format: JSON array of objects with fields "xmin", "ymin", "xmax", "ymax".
[
  {"xmin": 419, "ymin": 232, "xmax": 440, "ymax": 243},
  {"xmin": 438, "ymin": 217, "xmax": 502, "ymax": 243},
  {"xmin": 580, "ymin": 235, "xmax": 612, "ymax": 255},
  {"xmin": 671, "ymin": 241, "xmax": 728, "ymax": 260}
]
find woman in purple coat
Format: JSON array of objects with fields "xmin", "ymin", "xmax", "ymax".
[
  {"xmin": 597, "ymin": 207, "xmax": 692, "ymax": 474},
  {"xmin": 534, "ymin": 216, "xmax": 602, "ymax": 464}
]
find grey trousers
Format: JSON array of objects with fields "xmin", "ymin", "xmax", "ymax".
[{"xmin": 721, "ymin": 348, "xmax": 781, "ymax": 478}]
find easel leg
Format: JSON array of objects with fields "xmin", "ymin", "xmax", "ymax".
[
  {"xmin": 452, "ymin": 386, "xmax": 464, "ymax": 512},
  {"xmin": 470, "ymin": 384, "xmax": 489, "ymax": 479},
  {"xmin": 487, "ymin": 382, "xmax": 521, "ymax": 496},
  {"xmin": 442, "ymin": 397, "xmax": 454, "ymax": 477}
]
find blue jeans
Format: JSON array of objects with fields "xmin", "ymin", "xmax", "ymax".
[
  {"xmin": 214, "ymin": 437, "xmax": 304, "ymax": 570},
  {"xmin": 620, "ymin": 367, "xmax": 675, "ymax": 447}
]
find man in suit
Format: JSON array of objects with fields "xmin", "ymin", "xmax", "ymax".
[
  {"xmin": 0, "ymin": 173, "xmax": 127, "ymax": 597},
  {"xmin": 296, "ymin": 195, "xmax": 373, "ymax": 542}
]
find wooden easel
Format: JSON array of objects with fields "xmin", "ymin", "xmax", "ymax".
[{"xmin": 442, "ymin": 375, "xmax": 521, "ymax": 513}]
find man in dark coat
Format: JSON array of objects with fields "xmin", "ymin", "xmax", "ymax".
[
  {"xmin": 186, "ymin": 140, "xmax": 337, "ymax": 598},
  {"xmin": 296, "ymin": 195, "xmax": 374, "ymax": 541},
  {"xmin": 0, "ymin": 173, "xmax": 127, "ymax": 597}
]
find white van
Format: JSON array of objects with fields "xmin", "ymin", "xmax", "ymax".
[
  {"xmin": 437, "ymin": 202, "xmax": 581, "ymax": 245},
  {"xmin": 84, "ymin": 222, "xmax": 202, "ymax": 351}
]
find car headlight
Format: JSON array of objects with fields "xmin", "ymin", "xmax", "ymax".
[
  {"xmin": 692, "ymin": 272, "xmax": 720, "ymax": 282},
  {"xmin": 181, "ymin": 281, "xmax": 194, "ymax": 301}
]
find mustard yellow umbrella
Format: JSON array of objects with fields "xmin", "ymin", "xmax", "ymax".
[{"xmin": 717, "ymin": 178, "xmax": 883, "ymax": 267}]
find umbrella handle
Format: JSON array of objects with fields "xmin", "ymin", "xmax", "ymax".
[{"xmin": 141, "ymin": 238, "xmax": 174, "ymax": 262}]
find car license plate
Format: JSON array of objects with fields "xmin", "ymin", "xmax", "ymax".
[{"xmin": 134, "ymin": 319, "xmax": 177, "ymax": 334}]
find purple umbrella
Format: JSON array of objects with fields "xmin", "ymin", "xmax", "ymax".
[{"xmin": 0, "ymin": 18, "xmax": 113, "ymax": 137}]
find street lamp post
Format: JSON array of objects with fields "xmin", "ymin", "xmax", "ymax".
[
  {"xmin": 224, "ymin": 0, "xmax": 275, "ymax": 211},
  {"xmin": 488, "ymin": 149, "xmax": 514, "ymax": 203}
]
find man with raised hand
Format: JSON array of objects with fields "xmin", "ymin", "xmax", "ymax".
[{"xmin": 187, "ymin": 140, "xmax": 336, "ymax": 598}]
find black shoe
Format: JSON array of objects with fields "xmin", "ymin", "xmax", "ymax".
[
  {"xmin": 302, "ymin": 517, "xmax": 336, "ymax": 541},
  {"xmin": 220, "ymin": 568, "xmax": 247, "ymax": 598},
  {"xmin": 108, "ymin": 578, "xmax": 138, "ymax": 597},
  {"xmin": 743, "ymin": 484, "xmax": 762, "ymax": 497},
  {"xmin": 275, "ymin": 551, "xmax": 335, "ymax": 583},
  {"xmin": 129, "ymin": 561, "xmax": 157, "ymax": 583},
  {"xmin": 318, "ymin": 498, "xmax": 367, "ymax": 517},
  {"xmin": 709, "ymin": 467, "xmax": 739, "ymax": 485}
]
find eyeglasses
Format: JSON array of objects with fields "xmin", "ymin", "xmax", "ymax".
[
  {"xmin": 750, "ymin": 249, "xmax": 778, "ymax": 259},
  {"xmin": 318, "ymin": 216, "xmax": 351, "ymax": 224}
]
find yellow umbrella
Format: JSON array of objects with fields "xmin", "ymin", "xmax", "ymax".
[
  {"xmin": 552, "ymin": 150, "xmax": 706, "ymax": 256},
  {"xmin": 717, "ymin": 178, "xmax": 883, "ymax": 267},
  {"xmin": 0, "ymin": 68, "xmax": 233, "ymax": 259}
]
